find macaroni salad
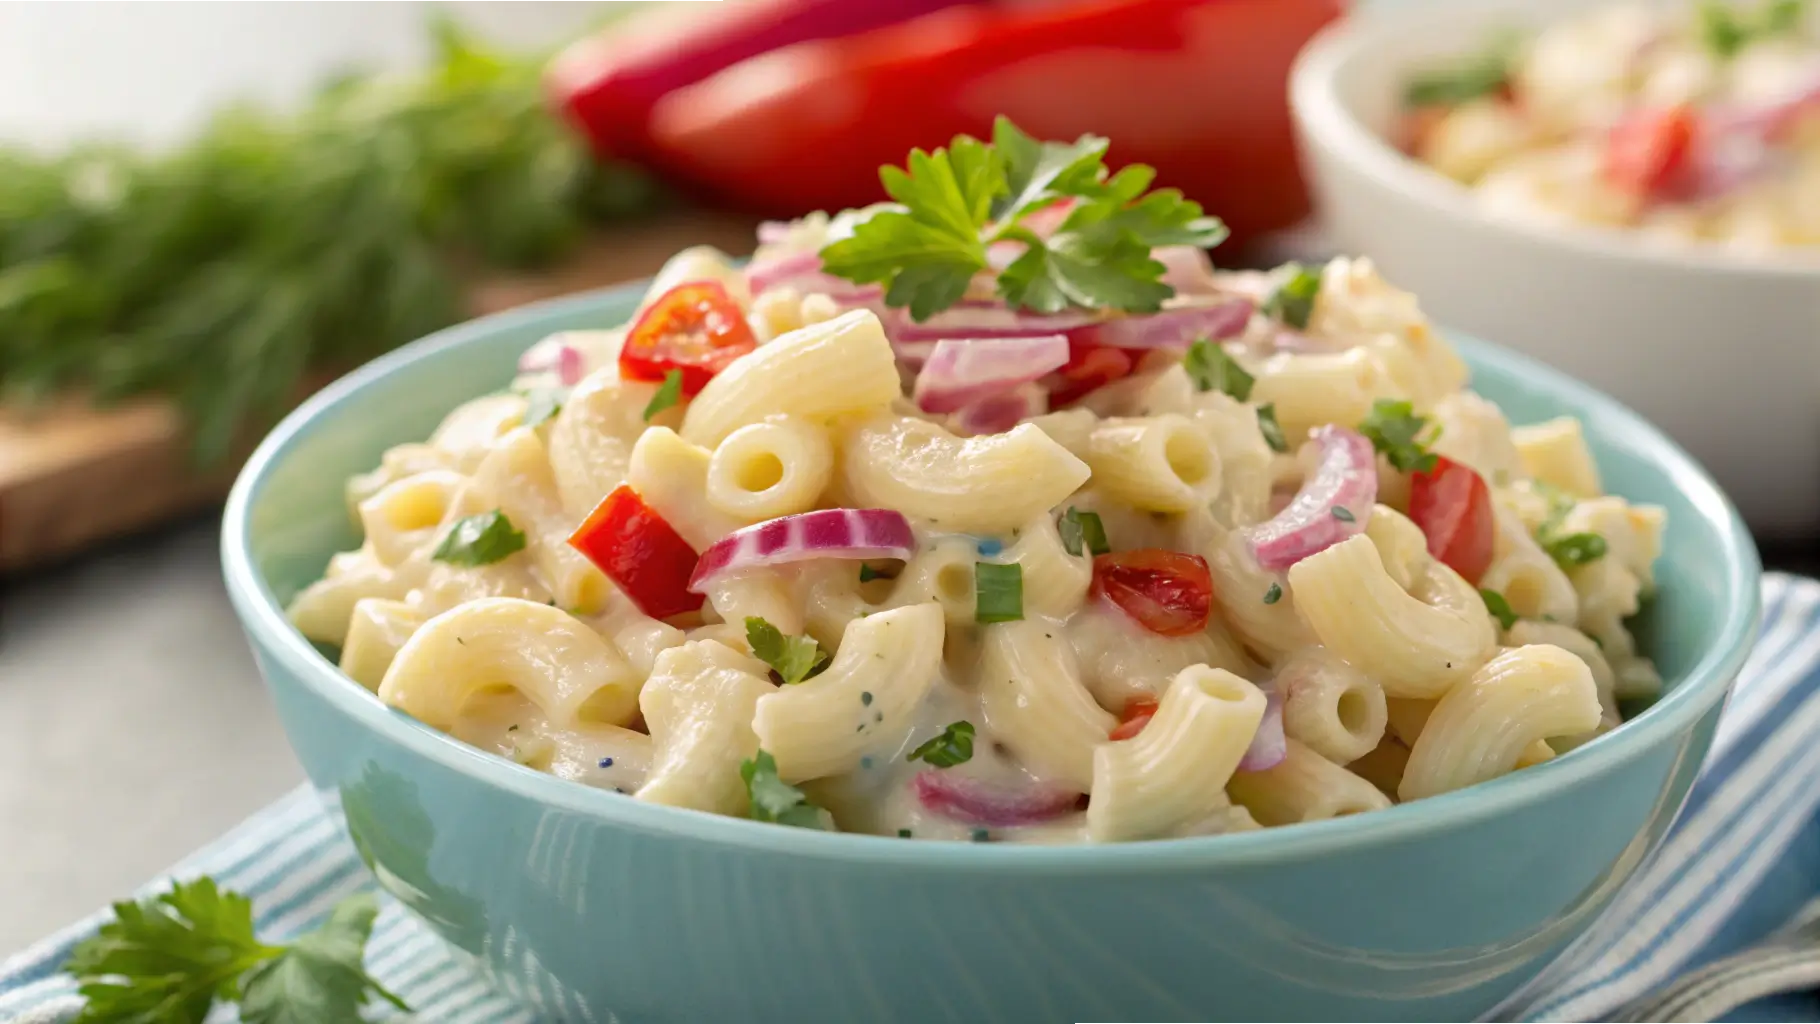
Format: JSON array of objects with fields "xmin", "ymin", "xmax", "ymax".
[
  {"xmin": 290, "ymin": 121, "xmax": 1666, "ymax": 843},
  {"xmin": 1402, "ymin": 0, "xmax": 1820, "ymax": 255}
]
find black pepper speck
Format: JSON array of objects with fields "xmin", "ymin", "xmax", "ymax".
[{"xmin": 861, "ymin": 691, "xmax": 874, "ymax": 706}]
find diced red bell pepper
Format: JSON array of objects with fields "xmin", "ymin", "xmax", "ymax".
[
  {"xmin": 1603, "ymin": 103, "xmax": 1698, "ymax": 198},
  {"xmin": 569, "ymin": 485, "xmax": 704, "ymax": 618}
]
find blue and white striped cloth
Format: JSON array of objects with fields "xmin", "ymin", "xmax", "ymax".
[{"xmin": 7, "ymin": 573, "xmax": 1820, "ymax": 1024}]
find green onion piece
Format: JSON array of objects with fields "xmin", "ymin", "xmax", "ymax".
[
  {"xmin": 1057, "ymin": 507, "xmax": 1110, "ymax": 558},
  {"xmin": 1543, "ymin": 532, "xmax": 1609, "ymax": 567},
  {"xmin": 974, "ymin": 562, "xmax": 1024, "ymax": 623}
]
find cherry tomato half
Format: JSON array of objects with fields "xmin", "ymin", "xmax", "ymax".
[
  {"xmin": 1407, "ymin": 455, "xmax": 1495, "ymax": 585},
  {"xmin": 1109, "ymin": 696, "xmax": 1160, "ymax": 741},
  {"xmin": 569, "ymin": 484, "xmax": 704, "ymax": 619},
  {"xmin": 1049, "ymin": 338, "xmax": 1136, "ymax": 407},
  {"xmin": 618, "ymin": 280, "xmax": 757, "ymax": 396},
  {"xmin": 1603, "ymin": 103, "xmax": 1697, "ymax": 197},
  {"xmin": 1091, "ymin": 549, "xmax": 1214, "ymax": 637}
]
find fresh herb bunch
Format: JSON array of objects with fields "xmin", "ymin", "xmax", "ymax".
[
  {"xmin": 65, "ymin": 877, "xmax": 403, "ymax": 1023},
  {"xmin": 819, "ymin": 116, "xmax": 1229, "ymax": 321},
  {"xmin": 0, "ymin": 15, "xmax": 662, "ymax": 461}
]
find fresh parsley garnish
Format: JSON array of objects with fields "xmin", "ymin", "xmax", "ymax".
[
  {"xmin": 1700, "ymin": 0, "xmax": 1806, "ymax": 58},
  {"xmin": 1262, "ymin": 261, "xmax": 1324, "ymax": 330},
  {"xmin": 1183, "ymin": 337, "xmax": 1254, "ymax": 399},
  {"xmin": 1543, "ymin": 531, "xmax": 1609, "ymax": 567},
  {"xmin": 520, "ymin": 386, "xmax": 568, "ymax": 428},
  {"xmin": 1263, "ymin": 582, "xmax": 1283, "ymax": 605},
  {"xmin": 432, "ymin": 509, "xmax": 526, "ymax": 566},
  {"xmin": 818, "ymin": 116, "xmax": 1229, "ymax": 321},
  {"xmin": 1359, "ymin": 399, "xmax": 1439, "ymax": 474},
  {"xmin": 65, "ymin": 877, "xmax": 406, "ymax": 1024},
  {"xmin": 745, "ymin": 616, "xmax": 829, "ymax": 685},
  {"xmin": 1057, "ymin": 507, "xmax": 1110, "ymax": 558},
  {"xmin": 908, "ymin": 721, "xmax": 976, "ymax": 768},
  {"xmin": 1257, "ymin": 402, "xmax": 1290, "ymax": 453},
  {"xmin": 642, "ymin": 369, "xmax": 683, "ymax": 421},
  {"xmin": 1403, "ymin": 31, "xmax": 1522, "ymax": 107},
  {"xmin": 1480, "ymin": 588, "xmax": 1518, "ymax": 630},
  {"xmin": 740, "ymin": 750, "xmax": 831, "ymax": 829},
  {"xmin": 974, "ymin": 562, "xmax": 1024, "ymax": 623}
]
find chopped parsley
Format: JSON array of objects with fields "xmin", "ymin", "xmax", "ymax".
[
  {"xmin": 817, "ymin": 116, "xmax": 1229, "ymax": 321},
  {"xmin": 1256, "ymin": 403, "xmax": 1289, "ymax": 453},
  {"xmin": 1403, "ymin": 31, "xmax": 1522, "ymax": 107},
  {"xmin": 1183, "ymin": 337, "xmax": 1254, "ymax": 400},
  {"xmin": 1543, "ymin": 531, "xmax": 1610, "ymax": 567},
  {"xmin": 1263, "ymin": 582, "xmax": 1283, "ymax": 605},
  {"xmin": 1699, "ymin": 0, "xmax": 1806, "ymax": 58},
  {"xmin": 909, "ymin": 721, "xmax": 977, "ymax": 768},
  {"xmin": 741, "ymin": 751, "xmax": 831, "ymax": 829},
  {"xmin": 1262, "ymin": 261, "xmax": 1323, "ymax": 330},
  {"xmin": 520, "ymin": 386, "xmax": 568, "ymax": 428},
  {"xmin": 1480, "ymin": 588, "xmax": 1518, "ymax": 631},
  {"xmin": 642, "ymin": 369, "xmax": 683, "ymax": 421},
  {"xmin": 1057, "ymin": 507, "xmax": 1111, "ymax": 558},
  {"xmin": 432, "ymin": 509, "xmax": 526, "ymax": 566},
  {"xmin": 971, "ymin": 828, "xmax": 992, "ymax": 843},
  {"xmin": 898, "ymin": 828, "xmax": 914, "ymax": 838},
  {"xmin": 1332, "ymin": 506, "xmax": 1356, "ymax": 523},
  {"xmin": 745, "ymin": 617, "xmax": 829, "ymax": 685},
  {"xmin": 1359, "ymin": 399, "xmax": 1439, "ymax": 474},
  {"xmin": 974, "ymin": 562, "xmax": 1024, "ymax": 623}
]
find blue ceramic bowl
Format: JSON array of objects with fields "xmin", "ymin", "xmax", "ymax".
[{"xmin": 222, "ymin": 281, "xmax": 1761, "ymax": 1023}]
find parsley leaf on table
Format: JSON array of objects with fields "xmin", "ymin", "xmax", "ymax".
[{"xmin": 66, "ymin": 878, "xmax": 404, "ymax": 1024}]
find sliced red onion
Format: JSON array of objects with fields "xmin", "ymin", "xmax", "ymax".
[
  {"xmin": 1235, "ymin": 688, "xmax": 1287, "ymax": 772},
  {"xmin": 950, "ymin": 382, "xmax": 1046, "ymax": 436},
  {"xmin": 1707, "ymin": 72, "xmax": 1820, "ymax": 142},
  {"xmin": 1242, "ymin": 426, "xmax": 1377, "ymax": 571},
  {"xmin": 1155, "ymin": 245, "xmax": 1219, "ymax": 296},
  {"xmin": 912, "ymin": 335, "xmax": 1068, "ymax": 414},
  {"xmin": 687, "ymin": 509, "xmax": 916, "ymax": 592},
  {"xmin": 913, "ymin": 771, "xmax": 1081, "ymax": 828},
  {"xmin": 1074, "ymin": 298, "xmax": 1254, "ymax": 351},
  {"xmin": 891, "ymin": 337, "xmax": 941, "ymax": 367},
  {"xmin": 745, "ymin": 251, "xmax": 884, "ymax": 302},
  {"xmin": 517, "ymin": 336, "xmax": 585, "ymax": 386},
  {"xmin": 756, "ymin": 220, "xmax": 795, "ymax": 245}
]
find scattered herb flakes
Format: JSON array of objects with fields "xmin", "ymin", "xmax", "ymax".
[
  {"xmin": 1183, "ymin": 337, "xmax": 1254, "ymax": 400},
  {"xmin": 908, "ymin": 721, "xmax": 977, "ymax": 768},
  {"xmin": 1263, "ymin": 582, "xmax": 1283, "ymax": 605}
]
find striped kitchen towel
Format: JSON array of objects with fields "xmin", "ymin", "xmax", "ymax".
[{"xmin": 6, "ymin": 573, "xmax": 1820, "ymax": 1023}]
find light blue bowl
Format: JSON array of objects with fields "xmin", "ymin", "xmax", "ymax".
[{"xmin": 222, "ymin": 281, "xmax": 1760, "ymax": 1023}]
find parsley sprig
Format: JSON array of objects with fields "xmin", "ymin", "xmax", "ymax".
[
  {"xmin": 1403, "ymin": 30, "xmax": 1523, "ymax": 108},
  {"xmin": 1699, "ymin": 0, "xmax": 1808, "ymax": 58},
  {"xmin": 1530, "ymin": 482, "xmax": 1610, "ymax": 568},
  {"xmin": 745, "ymin": 616, "xmax": 829, "ymax": 685},
  {"xmin": 432, "ymin": 509, "xmax": 526, "ymax": 566},
  {"xmin": 741, "ymin": 750, "xmax": 832, "ymax": 829},
  {"xmin": 908, "ymin": 721, "xmax": 977, "ymax": 768},
  {"xmin": 65, "ymin": 878, "xmax": 405, "ymax": 1024},
  {"xmin": 818, "ymin": 117, "xmax": 1229, "ymax": 321},
  {"xmin": 1360, "ymin": 399, "xmax": 1440, "ymax": 474}
]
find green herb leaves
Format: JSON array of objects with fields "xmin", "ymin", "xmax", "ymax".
[
  {"xmin": 1257, "ymin": 403, "xmax": 1289, "ymax": 453},
  {"xmin": 1700, "ymin": 0, "xmax": 1807, "ymax": 58},
  {"xmin": 66, "ymin": 878, "xmax": 404, "ymax": 1024},
  {"xmin": 1543, "ymin": 531, "xmax": 1610, "ymax": 567},
  {"xmin": 745, "ymin": 616, "xmax": 829, "ymax": 685},
  {"xmin": 432, "ymin": 509, "xmax": 526, "ymax": 566},
  {"xmin": 1183, "ymin": 337, "xmax": 1254, "ymax": 399},
  {"xmin": 1057, "ymin": 507, "xmax": 1110, "ymax": 558},
  {"xmin": 1360, "ymin": 399, "xmax": 1439, "ymax": 474},
  {"xmin": 1403, "ymin": 31, "xmax": 1521, "ymax": 107},
  {"xmin": 741, "ymin": 750, "xmax": 831, "ymax": 829},
  {"xmin": 908, "ymin": 721, "xmax": 977, "ymax": 768},
  {"xmin": 642, "ymin": 368, "xmax": 683, "ymax": 421},
  {"xmin": 974, "ymin": 561, "xmax": 1024, "ymax": 623},
  {"xmin": 1480, "ymin": 588, "xmax": 1518, "ymax": 630},
  {"xmin": 818, "ymin": 117, "xmax": 1227, "ymax": 321},
  {"xmin": 1262, "ymin": 262, "xmax": 1324, "ymax": 330},
  {"xmin": 1263, "ymin": 582, "xmax": 1283, "ymax": 605}
]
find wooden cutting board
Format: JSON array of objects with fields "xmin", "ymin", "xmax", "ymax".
[{"xmin": 0, "ymin": 210, "xmax": 762, "ymax": 574}]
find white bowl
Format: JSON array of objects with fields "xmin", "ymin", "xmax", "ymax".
[{"xmin": 1291, "ymin": 0, "xmax": 1820, "ymax": 537}]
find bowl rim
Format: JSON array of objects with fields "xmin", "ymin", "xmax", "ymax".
[
  {"xmin": 1289, "ymin": 0, "xmax": 1820, "ymax": 281},
  {"xmin": 221, "ymin": 281, "xmax": 1762, "ymax": 873}
]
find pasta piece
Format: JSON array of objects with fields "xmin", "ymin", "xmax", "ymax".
[
  {"xmin": 637, "ymin": 640, "xmax": 778, "ymax": 815},
  {"xmin": 1250, "ymin": 347, "xmax": 1394, "ymax": 442},
  {"xmin": 288, "ymin": 548, "xmax": 415, "ymax": 645},
  {"xmin": 625, "ymin": 427, "xmax": 749, "ymax": 552},
  {"xmin": 1384, "ymin": 696, "xmax": 1433, "ymax": 747},
  {"xmin": 1083, "ymin": 414, "xmax": 1222, "ymax": 513},
  {"xmin": 346, "ymin": 443, "xmax": 457, "ymax": 516},
  {"xmin": 1200, "ymin": 522, "xmax": 1313, "ymax": 661},
  {"xmin": 979, "ymin": 621, "xmax": 1117, "ymax": 791},
  {"xmin": 357, "ymin": 470, "xmax": 476, "ymax": 567},
  {"xmin": 1399, "ymin": 645, "xmax": 1602, "ymax": 801},
  {"xmin": 1025, "ymin": 407, "xmax": 1097, "ymax": 461},
  {"xmin": 412, "ymin": 558, "xmax": 550, "ymax": 618},
  {"xmin": 380, "ymin": 597, "xmax": 642, "ymax": 730},
  {"xmin": 545, "ymin": 367, "xmax": 669, "ymax": 520},
  {"xmin": 339, "ymin": 598, "xmax": 426, "ymax": 691},
  {"xmin": 752, "ymin": 603, "xmax": 944, "ymax": 782},
  {"xmin": 881, "ymin": 536, "xmax": 979, "ymax": 627},
  {"xmin": 1087, "ymin": 665, "xmax": 1267, "ymax": 842},
  {"xmin": 1429, "ymin": 391, "xmax": 1524, "ymax": 486},
  {"xmin": 429, "ymin": 393, "xmax": 527, "ymax": 471},
  {"xmin": 702, "ymin": 569, "xmax": 804, "ymax": 639},
  {"xmin": 1508, "ymin": 620, "xmax": 1620, "ymax": 732},
  {"xmin": 1289, "ymin": 519, "xmax": 1497, "ymax": 699},
  {"xmin": 585, "ymin": 599, "xmax": 687, "ymax": 679},
  {"xmin": 544, "ymin": 722, "xmax": 654, "ymax": 793},
  {"xmin": 1479, "ymin": 499, "xmax": 1580, "ymax": 624},
  {"xmin": 1002, "ymin": 512, "xmax": 1092, "ymax": 619},
  {"xmin": 839, "ymin": 414, "xmax": 1090, "ymax": 534},
  {"xmin": 1227, "ymin": 738, "xmax": 1392, "ymax": 825},
  {"xmin": 639, "ymin": 245, "xmax": 751, "ymax": 312},
  {"xmin": 681, "ymin": 309, "xmax": 900, "ymax": 448},
  {"xmin": 472, "ymin": 427, "xmax": 613, "ymax": 615},
  {"xmin": 1347, "ymin": 738, "xmax": 1410, "ymax": 798},
  {"xmin": 705, "ymin": 416, "xmax": 834, "ymax": 521},
  {"xmin": 1277, "ymin": 646, "xmax": 1388, "ymax": 764},
  {"xmin": 1512, "ymin": 417, "xmax": 1603, "ymax": 498},
  {"xmin": 1069, "ymin": 600, "xmax": 1252, "ymax": 712}
]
